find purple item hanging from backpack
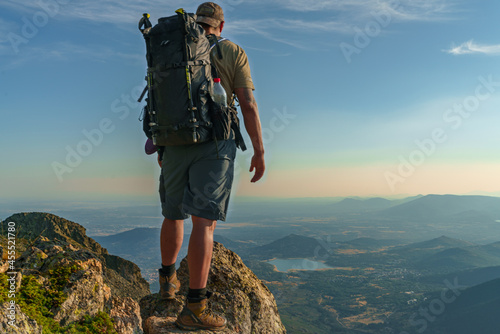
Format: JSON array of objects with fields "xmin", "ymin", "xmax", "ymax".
[{"xmin": 145, "ymin": 138, "xmax": 158, "ymax": 155}]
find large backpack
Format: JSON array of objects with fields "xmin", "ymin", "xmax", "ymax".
[{"xmin": 138, "ymin": 9, "xmax": 246, "ymax": 151}]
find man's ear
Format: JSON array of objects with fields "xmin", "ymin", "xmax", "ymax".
[{"xmin": 219, "ymin": 21, "xmax": 225, "ymax": 34}]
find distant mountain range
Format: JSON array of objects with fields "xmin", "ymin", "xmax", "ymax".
[
  {"xmin": 378, "ymin": 194, "xmax": 500, "ymax": 221},
  {"xmin": 331, "ymin": 197, "xmax": 395, "ymax": 212},
  {"xmin": 385, "ymin": 235, "xmax": 500, "ymax": 272},
  {"xmin": 387, "ymin": 236, "xmax": 475, "ymax": 259},
  {"xmin": 243, "ymin": 234, "xmax": 324, "ymax": 260},
  {"xmin": 272, "ymin": 194, "xmax": 500, "ymax": 225},
  {"xmin": 93, "ymin": 227, "xmax": 252, "ymax": 276},
  {"xmin": 96, "ymin": 226, "xmax": 500, "ymax": 275},
  {"xmin": 416, "ymin": 246, "xmax": 500, "ymax": 272},
  {"xmin": 326, "ymin": 195, "xmax": 422, "ymax": 213}
]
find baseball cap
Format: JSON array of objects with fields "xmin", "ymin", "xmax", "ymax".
[{"xmin": 196, "ymin": 2, "xmax": 224, "ymax": 28}]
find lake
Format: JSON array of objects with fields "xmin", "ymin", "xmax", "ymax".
[{"xmin": 267, "ymin": 258, "xmax": 336, "ymax": 272}]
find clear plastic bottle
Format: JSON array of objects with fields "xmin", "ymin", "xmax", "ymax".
[{"xmin": 212, "ymin": 78, "xmax": 227, "ymax": 107}]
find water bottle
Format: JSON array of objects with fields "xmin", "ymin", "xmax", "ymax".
[{"xmin": 212, "ymin": 78, "xmax": 227, "ymax": 107}]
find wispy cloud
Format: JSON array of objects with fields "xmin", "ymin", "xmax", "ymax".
[
  {"xmin": 445, "ymin": 40, "xmax": 500, "ymax": 55},
  {"xmin": 226, "ymin": 0, "xmax": 458, "ymax": 49},
  {"xmin": 0, "ymin": 0, "xmax": 203, "ymax": 25},
  {"xmin": 266, "ymin": 0, "xmax": 457, "ymax": 21},
  {"xmin": 0, "ymin": 0, "xmax": 459, "ymax": 53},
  {"xmin": 227, "ymin": 18, "xmax": 352, "ymax": 49},
  {"xmin": 1, "ymin": 0, "xmax": 458, "ymax": 26}
]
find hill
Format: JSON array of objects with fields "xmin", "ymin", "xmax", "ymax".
[
  {"xmin": 331, "ymin": 197, "xmax": 395, "ymax": 212},
  {"xmin": 422, "ymin": 265, "xmax": 500, "ymax": 287},
  {"xmin": 428, "ymin": 278, "xmax": 500, "ymax": 334},
  {"xmin": 478, "ymin": 241, "xmax": 500, "ymax": 257},
  {"xmin": 416, "ymin": 246, "xmax": 500, "ymax": 272},
  {"xmin": 388, "ymin": 236, "xmax": 474, "ymax": 260},
  {"xmin": 2, "ymin": 212, "xmax": 150, "ymax": 301},
  {"xmin": 339, "ymin": 237, "xmax": 403, "ymax": 251},
  {"xmin": 245, "ymin": 234, "xmax": 325, "ymax": 260}
]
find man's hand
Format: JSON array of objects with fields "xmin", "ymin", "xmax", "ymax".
[
  {"xmin": 234, "ymin": 87, "xmax": 266, "ymax": 183},
  {"xmin": 249, "ymin": 153, "xmax": 265, "ymax": 183}
]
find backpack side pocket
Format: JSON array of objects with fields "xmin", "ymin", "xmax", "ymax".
[{"xmin": 211, "ymin": 102, "xmax": 232, "ymax": 141}]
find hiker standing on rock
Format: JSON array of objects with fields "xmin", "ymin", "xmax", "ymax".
[{"xmin": 152, "ymin": 2, "xmax": 265, "ymax": 331}]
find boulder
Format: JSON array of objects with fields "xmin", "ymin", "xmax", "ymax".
[{"xmin": 140, "ymin": 242, "xmax": 286, "ymax": 334}]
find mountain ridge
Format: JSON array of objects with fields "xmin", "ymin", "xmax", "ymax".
[
  {"xmin": 379, "ymin": 194, "xmax": 500, "ymax": 221},
  {"xmin": 2, "ymin": 212, "xmax": 150, "ymax": 301}
]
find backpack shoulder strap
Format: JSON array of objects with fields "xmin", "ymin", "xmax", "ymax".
[
  {"xmin": 207, "ymin": 35, "xmax": 228, "ymax": 60},
  {"xmin": 207, "ymin": 35, "xmax": 227, "ymax": 79}
]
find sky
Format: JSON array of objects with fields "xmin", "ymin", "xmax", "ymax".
[{"xmin": 2, "ymin": 0, "xmax": 500, "ymax": 204}]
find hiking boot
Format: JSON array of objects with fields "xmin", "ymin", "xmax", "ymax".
[
  {"xmin": 175, "ymin": 298, "xmax": 227, "ymax": 331},
  {"xmin": 159, "ymin": 270, "xmax": 180, "ymax": 300}
]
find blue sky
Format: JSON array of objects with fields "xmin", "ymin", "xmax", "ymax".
[{"xmin": 2, "ymin": 0, "xmax": 500, "ymax": 203}]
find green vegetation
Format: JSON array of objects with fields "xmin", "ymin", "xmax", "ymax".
[
  {"xmin": 66, "ymin": 312, "xmax": 117, "ymax": 334},
  {"xmin": 0, "ymin": 264, "xmax": 117, "ymax": 333},
  {"xmin": 0, "ymin": 273, "xmax": 8, "ymax": 303},
  {"xmin": 17, "ymin": 267, "xmax": 78, "ymax": 330}
]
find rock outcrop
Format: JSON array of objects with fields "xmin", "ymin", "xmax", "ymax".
[
  {"xmin": 140, "ymin": 242, "xmax": 287, "ymax": 334},
  {"xmin": 0, "ymin": 212, "xmax": 149, "ymax": 334},
  {"xmin": 3, "ymin": 212, "xmax": 150, "ymax": 301}
]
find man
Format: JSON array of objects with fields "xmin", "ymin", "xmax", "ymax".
[{"xmin": 157, "ymin": 2, "xmax": 265, "ymax": 331}]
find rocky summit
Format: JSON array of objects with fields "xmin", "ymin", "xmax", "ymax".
[
  {"xmin": 0, "ymin": 212, "xmax": 149, "ymax": 334},
  {"xmin": 140, "ymin": 241, "xmax": 287, "ymax": 334},
  {"xmin": 0, "ymin": 213, "xmax": 286, "ymax": 333}
]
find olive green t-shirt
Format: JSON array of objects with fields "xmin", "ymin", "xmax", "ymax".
[{"xmin": 210, "ymin": 38, "xmax": 255, "ymax": 106}]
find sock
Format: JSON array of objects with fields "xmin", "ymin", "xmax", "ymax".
[
  {"xmin": 159, "ymin": 263, "xmax": 176, "ymax": 277},
  {"xmin": 187, "ymin": 288, "xmax": 208, "ymax": 302}
]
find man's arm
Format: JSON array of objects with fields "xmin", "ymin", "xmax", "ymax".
[{"xmin": 234, "ymin": 87, "xmax": 265, "ymax": 183}]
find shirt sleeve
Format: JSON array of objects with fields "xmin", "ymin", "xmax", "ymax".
[{"xmin": 233, "ymin": 47, "xmax": 255, "ymax": 90}]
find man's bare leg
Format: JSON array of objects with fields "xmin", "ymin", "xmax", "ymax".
[
  {"xmin": 161, "ymin": 218, "xmax": 184, "ymax": 266},
  {"xmin": 176, "ymin": 217, "xmax": 226, "ymax": 330},
  {"xmin": 188, "ymin": 216, "xmax": 217, "ymax": 289}
]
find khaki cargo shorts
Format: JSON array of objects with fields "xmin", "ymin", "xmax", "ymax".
[{"xmin": 159, "ymin": 139, "xmax": 236, "ymax": 221}]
